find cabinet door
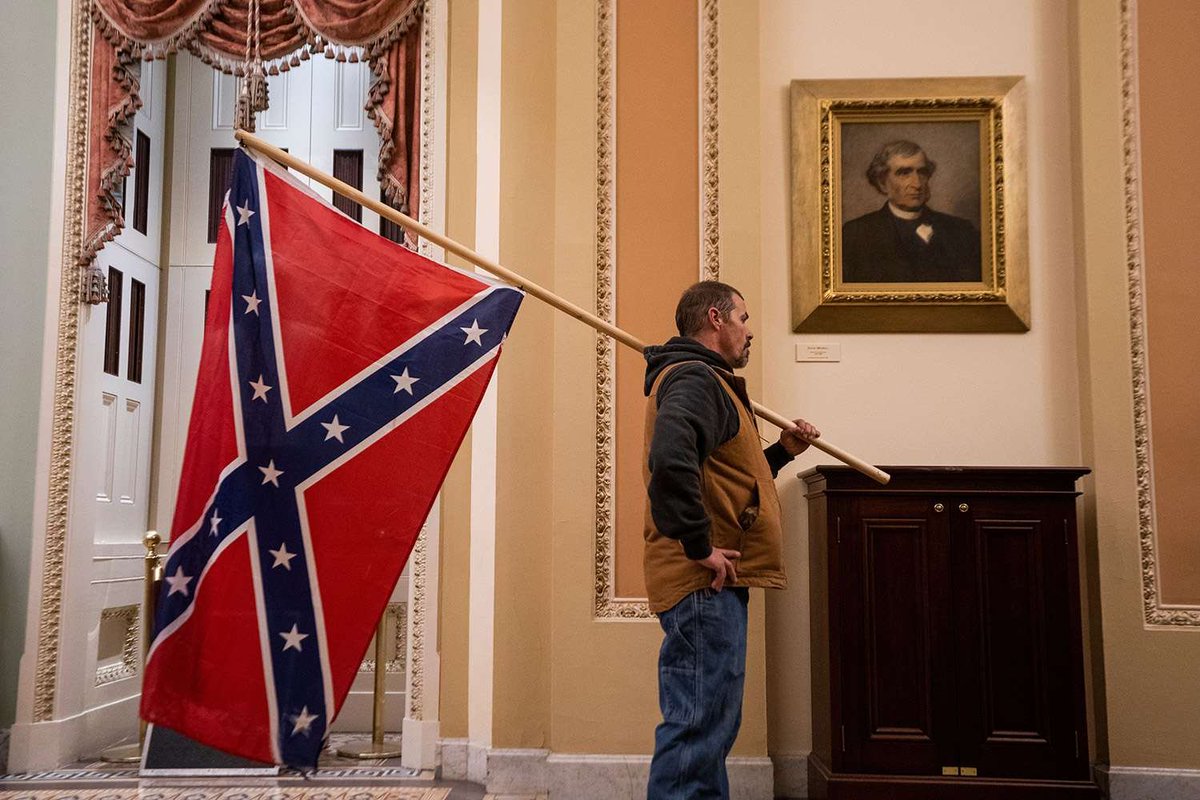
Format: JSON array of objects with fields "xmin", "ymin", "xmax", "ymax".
[
  {"xmin": 836, "ymin": 496, "xmax": 957, "ymax": 775},
  {"xmin": 950, "ymin": 497, "xmax": 1088, "ymax": 780}
]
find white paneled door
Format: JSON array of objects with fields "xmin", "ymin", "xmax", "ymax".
[{"xmin": 85, "ymin": 58, "xmax": 165, "ymax": 545}]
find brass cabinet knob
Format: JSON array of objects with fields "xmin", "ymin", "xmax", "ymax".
[
  {"xmin": 958, "ymin": 503, "xmax": 970, "ymax": 513},
  {"xmin": 933, "ymin": 503, "xmax": 945, "ymax": 513}
]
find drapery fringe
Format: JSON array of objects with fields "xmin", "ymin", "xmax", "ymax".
[
  {"xmin": 82, "ymin": 0, "xmax": 424, "ymax": 271},
  {"xmin": 365, "ymin": 3, "xmax": 421, "ymax": 213},
  {"xmin": 92, "ymin": 0, "xmax": 228, "ymax": 62}
]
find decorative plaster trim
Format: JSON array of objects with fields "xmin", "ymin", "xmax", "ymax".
[
  {"xmin": 33, "ymin": 0, "xmax": 91, "ymax": 723},
  {"xmin": 406, "ymin": 0, "xmax": 446, "ymax": 722},
  {"xmin": 700, "ymin": 0, "xmax": 720, "ymax": 279},
  {"xmin": 417, "ymin": 0, "xmax": 436, "ymax": 260},
  {"xmin": 358, "ymin": 601, "xmax": 408, "ymax": 674},
  {"xmin": 94, "ymin": 605, "xmax": 140, "ymax": 686},
  {"xmin": 593, "ymin": 0, "xmax": 721, "ymax": 620},
  {"xmin": 592, "ymin": 0, "xmax": 649, "ymax": 620},
  {"xmin": 1120, "ymin": 0, "xmax": 1200, "ymax": 626},
  {"xmin": 407, "ymin": 527, "xmax": 428, "ymax": 716}
]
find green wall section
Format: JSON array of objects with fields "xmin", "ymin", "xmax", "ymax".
[{"xmin": 0, "ymin": 0, "xmax": 58, "ymax": 729}]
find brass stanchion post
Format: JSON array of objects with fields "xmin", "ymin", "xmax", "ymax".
[
  {"xmin": 336, "ymin": 612, "xmax": 402, "ymax": 758},
  {"xmin": 101, "ymin": 530, "xmax": 162, "ymax": 763}
]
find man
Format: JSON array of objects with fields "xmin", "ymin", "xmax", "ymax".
[
  {"xmin": 841, "ymin": 139, "xmax": 981, "ymax": 283},
  {"xmin": 642, "ymin": 281, "xmax": 819, "ymax": 799}
]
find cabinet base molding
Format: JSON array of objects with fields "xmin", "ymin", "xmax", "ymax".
[{"xmin": 809, "ymin": 755, "xmax": 1102, "ymax": 799}]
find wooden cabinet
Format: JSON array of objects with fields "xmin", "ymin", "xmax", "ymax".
[{"xmin": 802, "ymin": 467, "xmax": 1100, "ymax": 799}]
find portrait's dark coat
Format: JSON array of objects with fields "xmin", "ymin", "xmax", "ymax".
[{"xmin": 841, "ymin": 203, "xmax": 982, "ymax": 283}]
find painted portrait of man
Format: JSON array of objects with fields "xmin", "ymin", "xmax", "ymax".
[{"xmin": 841, "ymin": 138, "xmax": 983, "ymax": 284}]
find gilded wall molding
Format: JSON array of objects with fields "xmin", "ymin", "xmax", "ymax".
[
  {"xmin": 358, "ymin": 601, "xmax": 409, "ymax": 675},
  {"xmin": 700, "ymin": 0, "xmax": 720, "ymax": 280},
  {"xmin": 33, "ymin": 0, "xmax": 92, "ymax": 722},
  {"xmin": 1120, "ymin": 0, "xmax": 1200, "ymax": 627},
  {"xmin": 593, "ymin": 0, "xmax": 719, "ymax": 619},
  {"xmin": 407, "ymin": 527, "xmax": 428, "ymax": 716},
  {"xmin": 417, "ymin": 0, "xmax": 435, "ymax": 260},
  {"xmin": 407, "ymin": 0, "xmax": 436, "ymax": 715},
  {"xmin": 593, "ymin": 0, "xmax": 649, "ymax": 620}
]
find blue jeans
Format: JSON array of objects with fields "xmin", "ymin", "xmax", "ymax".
[{"xmin": 647, "ymin": 587, "xmax": 749, "ymax": 800}]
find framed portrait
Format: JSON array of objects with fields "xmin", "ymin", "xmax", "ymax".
[{"xmin": 790, "ymin": 76, "xmax": 1029, "ymax": 332}]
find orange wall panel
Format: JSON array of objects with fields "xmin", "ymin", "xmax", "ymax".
[
  {"xmin": 1137, "ymin": 2, "xmax": 1200, "ymax": 606},
  {"xmin": 614, "ymin": 0, "xmax": 700, "ymax": 598}
]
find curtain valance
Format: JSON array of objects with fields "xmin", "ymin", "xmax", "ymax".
[{"xmin": 84, "ymin": 0, "xmax": 422, "ymax": 269}]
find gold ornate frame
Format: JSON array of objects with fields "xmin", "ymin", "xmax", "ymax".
[
  {"xmin": 592, "ymin": 0, "xmax": 720, "ymax": 619},
  {"xmin": 30, "ymin": 0, "xmax": 442, "ymax": 723},
  {"xmin": 790, "ymin": 76, "xmax": 1029, "ymax": 333},
  {"xmin": 1120, "ymin": 0, "xmax": 1200, "ymax": 628}
]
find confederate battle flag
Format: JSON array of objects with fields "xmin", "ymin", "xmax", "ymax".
[{"xmin": 140, "ymin": 149, "xmax": 523, "ymax": 768}]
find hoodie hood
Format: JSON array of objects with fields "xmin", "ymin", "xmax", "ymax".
[{"xmin": 643, "ymin": 337, "xmax": 732, "ymax": 395}]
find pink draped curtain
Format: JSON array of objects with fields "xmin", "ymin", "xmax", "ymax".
[{"xmin": 83, "ymin": 0, "xmax": 422, "ymax": 266}]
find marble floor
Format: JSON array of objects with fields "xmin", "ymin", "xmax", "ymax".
[{"xmin": 0, "ymin": 736, "xmax": 545, "ymax": 800}]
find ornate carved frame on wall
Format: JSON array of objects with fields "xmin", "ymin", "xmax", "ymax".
[
  {"xmin": 31, "ymin": 0, "xmax": 442, "ymax": 723},
  {"xmin": 1120, "ymin": 0, "xmax": 1200, "ymax": 628},
  {"xmin": 593, "ymin": 0, "xmax": 721, "ymax": 620},
  {"xmin": 790, "ymin": 76, "xmax": 1030, "ymax": 333}
]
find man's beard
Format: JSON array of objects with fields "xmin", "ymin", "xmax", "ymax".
[{"xmin": 732, "ymin": 347, "xmax": 750, "ymax": 369}]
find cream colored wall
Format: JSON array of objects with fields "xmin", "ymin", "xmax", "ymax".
[
  {"xmin": 546, "ymin": 0, "xmax": 664, "ymax": 755},
  {"xmin": 487, "ymin": 0, "xmax": 776, "ymax": 756},
  {"xmin": 489, "ymin": 0, "xmax": 558, "ymax": 749},
  {"xmin": 447, "ymin": 0, "xmax": 1197, "ymax": 774},
  {"xmin": 1073, "ymin": 0, "xmax": 1200, "ymax": 770},
  {"xmin": 437, "ymin": 0, "xmax": 480, "ymax": 742},
  {"xmin": 538, "ymin": 0, "xmax": 774, "ymax": 756},
  {"xmin": 0, "ymin": 0, "xmax": 57, "ymax": 734},
  {"xmin": 756, "ymin": 0, "xmax": 1084, "ymax": 758}
]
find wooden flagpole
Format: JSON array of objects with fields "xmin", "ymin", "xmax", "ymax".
[{"xmin": 233, "ymin": 129, "xmax": 890, "ymax": 485}]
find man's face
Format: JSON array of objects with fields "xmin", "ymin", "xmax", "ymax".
[
  {"xmin": 715, "ymin": 293, "xmax": 753, "ymax": 369},
  {"xmin": 881, "ymin": 151, "xmax": 932, "ymax": 212}
]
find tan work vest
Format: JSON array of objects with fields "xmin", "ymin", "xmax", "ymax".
[{"xmin": 642, "ymin": 362, "xmax": 787, "ymax": 613}]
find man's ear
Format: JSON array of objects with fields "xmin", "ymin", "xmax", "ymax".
[{"xmin": 707, "ymin": 306, "xmax": 723, "ymax": 330}]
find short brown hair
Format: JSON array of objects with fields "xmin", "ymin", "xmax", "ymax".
[{"xmin": 675, "ymin": 281, "xmax": 744, "ymax": 337}]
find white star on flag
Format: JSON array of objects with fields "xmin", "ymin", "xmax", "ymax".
[
  {"xmin": 279, "ymin": 624, "xmax": 309, "ymax": 652},
  {"xmin": 391, "ymin": 368, "xmax": 419, "ymax": 395},
  {"xmin": 461, "ymin": 319, "xmax": 488, "ymax": 346},
  {"xmin": 321, "ymin": 415, "xmax": 349, "ymax": 442},
  {"xmin": 165, "ymin": 566, "xmax": 194, "ymax": 597},
  {"xmin": 291, "ymin": 706, "xmax": 319, "ymax": 736},
  {"xmin": 209, "ymin": 510, "xmax": 223, "ymax": 537},
  {"xmin": 259, "ymin": 459, "xmax": 284, "ymax": 487},
  {"xmin": 242, "ymin": 290, "xmax": 262, "ymax": 315},
  {"xmin": 249, "ymin": 375, "xmax": 273, "ymax": 403},
  {"xmin": 269, "ymin": 542, "xmax": 298, "ymax": 570},
  {"xmin": 237, "ymin": 202, "xmax": 255, "ymax": 226}
]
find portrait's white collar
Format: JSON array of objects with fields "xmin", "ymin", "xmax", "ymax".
[{"xmin": 887, "ymin": 202, "xmax": 924, "ymax": 220}]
